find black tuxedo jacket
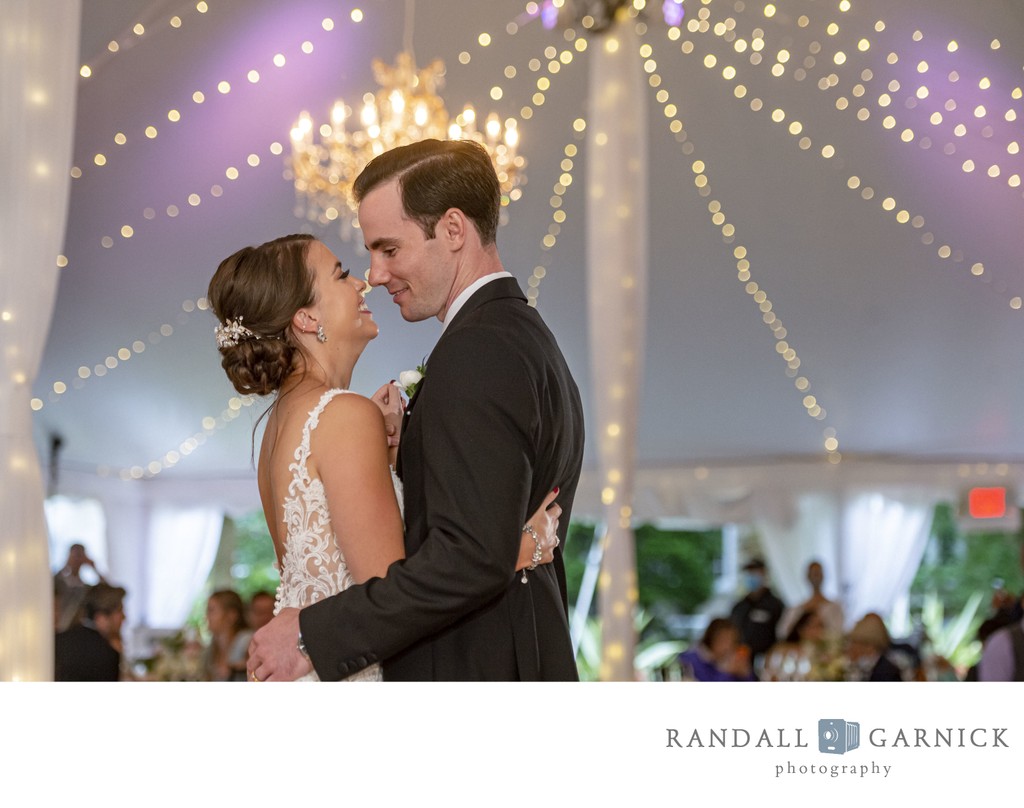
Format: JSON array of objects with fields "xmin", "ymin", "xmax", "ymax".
[{"xmin": 300, "ymin": 277, "xmax": 584, "ymax": 680}]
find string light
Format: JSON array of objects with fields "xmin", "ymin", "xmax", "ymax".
[
  {"xmin": 642, "ymin": 32, "xmax": 841, "ymax": 460},
  {"xmin": 78, "ymin": 2, "xmax": 211, "ymax": 82},
  {"xmin": 50, "ymin": 4, "xmax": 559, "ymax": 482},
  {"xmin": 72, "ymin": 11, "xmax": 360, "ymax": 184},
  {"xmin": 106, "ymin": 393, "xmax": 259, "ymax": 481},
  {"xmin": 667, "ymin": 2, "xmax": 1024, "ymax": 310},
  {"xmin": 526, "ymin": 139, "xmax": 582, "ymax": 308},
  {"xmin": 32, "ymin": 298, "xmax": 210, "ymax": 411},
  {"xmin": 50, "ymin": 1, "xmax": 1023, "ymax": 483}
]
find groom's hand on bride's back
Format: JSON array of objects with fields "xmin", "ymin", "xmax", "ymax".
[{"xmin": 247, "ymin": 607, "xmax": 312, "ymax": 682}]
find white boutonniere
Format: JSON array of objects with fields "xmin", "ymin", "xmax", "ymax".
[{"xmin": 397, "ymin": 363, "xmax": 426, "ymax": 399}]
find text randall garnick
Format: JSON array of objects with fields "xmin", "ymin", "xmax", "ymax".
[{"xmin": 666, "ymin": 727, "xmax": 1009, "ymax": 748}]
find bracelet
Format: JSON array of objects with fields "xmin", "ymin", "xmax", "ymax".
[
  {"xmin": 521, "ymin": 523, "xmax": 542, "ymax": 584},
  {"xmin": 297, "ymin": 631, "xmax": 310, "ymax": 659}
]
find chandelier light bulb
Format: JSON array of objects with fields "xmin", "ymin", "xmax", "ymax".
[
  {"xmin": 288, "ymin": 50, "xmax": 525, "ymax": 238},
  {"xmin": 486, "ymin": 113, "xmax": 501, "ymax": 140}
]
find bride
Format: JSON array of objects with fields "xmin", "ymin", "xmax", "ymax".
[{"xmin": 207, "ymin": 234, "xmax": 561, "ymax": 681}]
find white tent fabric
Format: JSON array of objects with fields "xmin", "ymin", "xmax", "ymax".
[
  {"xmin": 141, "ymin": 506, "xmax": 224, "ymax": 630},
  {"xmin": 838, "ymin": 489, "xmax": 933, "ymax": 626},
  {"xmin": 0, "ymin": 0, "xmax": 80, "ymax": 681},
  {"xmin": 588, "ymin": 19, "xmax": 648, "ymax": 681}
]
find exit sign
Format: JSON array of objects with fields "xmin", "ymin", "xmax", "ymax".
[{"xmin": 959, "ymin": 486, "xmax": 1020, "ymax": 532}]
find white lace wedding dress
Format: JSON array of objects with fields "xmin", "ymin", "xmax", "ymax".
[{"xmin": 273, "ymin": 389, "xmax": 403, "ymax": 682}]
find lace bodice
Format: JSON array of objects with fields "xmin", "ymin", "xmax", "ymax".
[{"xmin": 274, "ymin": 389, "xmax": 403, "ymax": 682}]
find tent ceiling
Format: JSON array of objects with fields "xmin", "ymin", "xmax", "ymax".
[{"xmin": 34, "ymin": 0, "xmax": 1024, "ymax": 513}]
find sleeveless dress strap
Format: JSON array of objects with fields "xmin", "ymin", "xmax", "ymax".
[{"xmin": 293, "ymin": 389, "xmax": 350, "ymax": 477}]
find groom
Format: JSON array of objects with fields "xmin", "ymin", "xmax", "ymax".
[{"xmin": 248, "ymin": 139, "xmax": 585, "ymax": 680}]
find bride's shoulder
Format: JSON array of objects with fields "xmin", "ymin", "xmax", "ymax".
[{"xmin": 314, "ymin": 390, "xmax": 383, "ymax": 428}]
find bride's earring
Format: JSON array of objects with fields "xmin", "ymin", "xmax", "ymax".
[{"xmin": 316, "ymin": 323, "xmax": 327, "ymax": 343}]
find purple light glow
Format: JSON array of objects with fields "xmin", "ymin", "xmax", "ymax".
[
  {"xmin": 541, "ymin": 1, "xmax": 559, "ymax": 30},
  {"xmin": 663, "ymin": 0, "xmax": 685, "ymax": 27}
]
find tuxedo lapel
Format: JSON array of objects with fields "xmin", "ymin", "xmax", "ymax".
[{"xmin": 395, "ymin": 381, "xmax": 423, "ymax": 479}]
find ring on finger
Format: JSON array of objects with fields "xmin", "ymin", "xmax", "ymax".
[{"xmin": 251, "ymin": 670, "xmax": 261, "ymax": 682}]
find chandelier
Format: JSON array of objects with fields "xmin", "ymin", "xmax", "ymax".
[{"xmin": 289, "ymin": 50, "xmax": 525, "ymax": 238}]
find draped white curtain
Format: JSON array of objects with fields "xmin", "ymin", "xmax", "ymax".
[
  {"xmin": 44, "ymin": 496, "xmax": 109, "ymax": 576},
  {"xmin": 588, "ymin": 20, "xmax": 648, "ymax": 681},
  {"xmin": 143, "ymin": 506, "xmax": 224, "ymax": 629},
  {"xmin": 754, "ymin": 488, "xmax": 932, "ymax": 629},
  {"xmin": 756, "ymin": 492, "xmax": 842, "ymax": 605},
  {"xmin": 0, "ymin": 0, "xmax": 81, "ymax": 681},
  {"xmin": 839, "ymin": 490, "xmax": 933, "ymax": 626}
]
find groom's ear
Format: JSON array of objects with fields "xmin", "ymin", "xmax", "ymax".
[{"xmin": 438, "ymin": 207, "xmax": 468, "ymax": 251}]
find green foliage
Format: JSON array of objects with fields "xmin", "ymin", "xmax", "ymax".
[
  {"xmin": 911, "ymin": 502, "xmax": 1024, "ymax": 616},
  {"xmin": 635, "ymin": 524, "xmax": 720, "ymax": 617},
  {"xmin": 919, "ymin": 589, "xmax": 985, "ymax": 671},
  {"xmin": 571, "ymin": 608, "xmax": 687, "ymax": 681},
  {"xmin": 227, "ymin": 511, "xmax": 280, "ymax": 599},
  {"xmin": 563, "ymin": 522, "xmax": 721, "ymax": 636},
  {"xmin": 562, "ymin": 521, "xmax": 596, "ymax": 607}
]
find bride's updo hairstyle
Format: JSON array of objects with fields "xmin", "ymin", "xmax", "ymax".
[{"xmin": 207, "ymin": 233, "xmax": 316, "ymax": 396}]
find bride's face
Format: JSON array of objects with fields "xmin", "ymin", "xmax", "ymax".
[{"xmin": 306, "ymin": 240, "xmax": 378, "ymax": 347}]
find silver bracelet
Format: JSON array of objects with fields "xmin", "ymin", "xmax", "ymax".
[{"xmin": 521, "ymin": 523, "xmax": 542, "ymax": 584}]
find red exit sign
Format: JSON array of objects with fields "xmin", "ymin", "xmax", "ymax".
[
  {"xmin": 958, "ymin": 486, "xmax": 1019, "ymax": 532},
  {"xmin": 968, "ymin": 486, "xmax": 1008, "ymax": 519}
]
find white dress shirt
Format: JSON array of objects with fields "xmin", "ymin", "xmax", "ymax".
[{"xmin": 440, "ymin": 271, "xmax": 512, "ymax": 335}]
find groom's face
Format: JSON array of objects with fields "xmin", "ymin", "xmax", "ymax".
[{"xmin": 360, "ymin": 180, "xmax": 452, "ymax": 322}]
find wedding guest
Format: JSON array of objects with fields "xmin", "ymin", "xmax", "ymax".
[
  {"xmin": 53, "ymin": 542, "xmax": 108, "ymax": 632},
  {"xmin": 844, "ymin": 612, "xmax": 903, "ymax": 681},
  {"xmin": 202, "ymin": 590, "xmax": 253, "ymax": 682},
  {"xmin": 729, "ymin": 557, "xmax": 785, "ymax": 675},
  {"xmin": 977, "ymin": 601, "xmax": 1024, "ymax": 681},
  {"xmin": 976, "ymin": 542, "xmax": 1024, "ymax": 680},
  {"xmin": 777, "ymin": 559, "xmax": 844, "ymax": 640},
  {"xmin": 763, "ymin": 608, "xmax": 824, "ymax": 680},
  {"xmin": 678, "ymin": 618, "xmax": 754, "ymax": 681},
  {"xmin": 246, "ymin": 590, "xmax": 276, "ymax": 631},
  {"xmin": 54, "ymin": 583, "xmax": 126, "ymax": 681}
]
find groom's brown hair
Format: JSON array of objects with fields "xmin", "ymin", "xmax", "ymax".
[{"xmin": 353, "ymin": 139, "xmax": 501, "ymax": 246}]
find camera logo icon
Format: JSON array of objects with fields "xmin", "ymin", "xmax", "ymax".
[{"xmin": 818, "ymin": 719, "xmax": 860, "ymax": 755}]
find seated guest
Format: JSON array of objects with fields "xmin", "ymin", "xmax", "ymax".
[
  {"xmin": 54, "ymin": 583, "xmax": 127, "ymax": 681},
  {"xmin": 763, "ymin": 608, "xmax": 829, "ymax": 681},
  {"xmin": 246, "ymin": 590, "xmax": 277, "ymax": 632},
  {"xmin": 202, "ymin": 589, "xmax": 253, "ymax": 681},
  {"xmin": 678, "ymin": 618, "xmax": 754, "ymax": 681},
  {"xmin": 977, "ymin": 599, "xmax": 1024, "ymax": 681},
  {"xmin": 844, "ymin": 613, "xmax": 904, "ymax": 681}
]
